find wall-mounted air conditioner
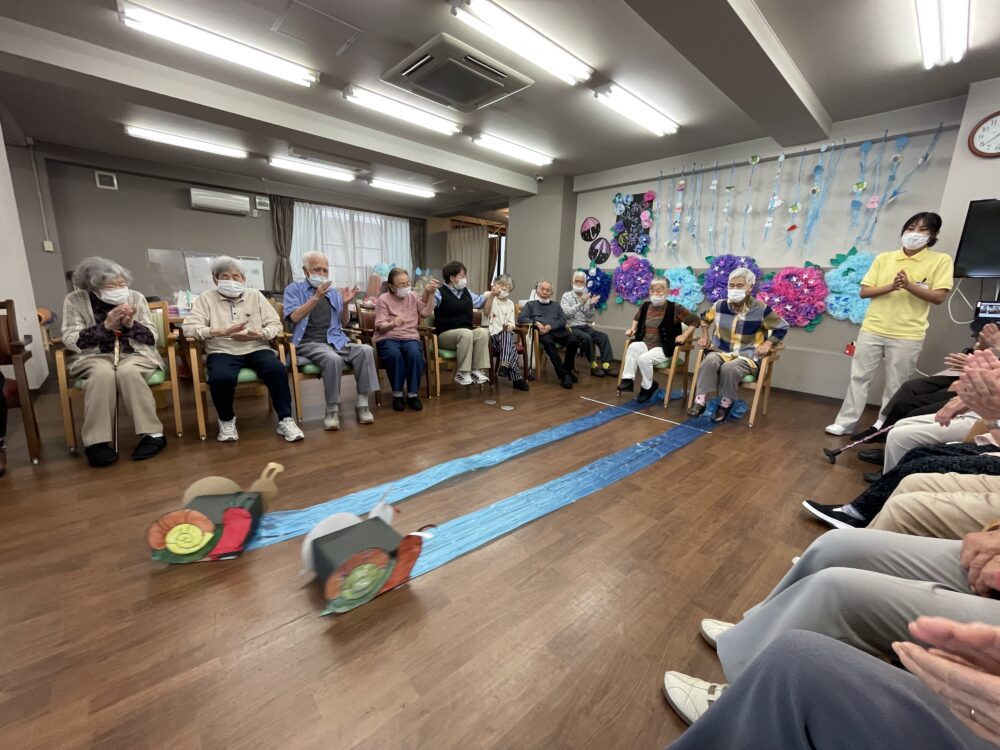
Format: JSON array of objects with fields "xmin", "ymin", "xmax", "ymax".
[{"xmin": 190, "ymin": 188, "xmax": 251, "ymax": 215}]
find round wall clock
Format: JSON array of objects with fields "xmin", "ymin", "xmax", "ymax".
[{"xmin": 968, "ymin": 110, "xmax": 1000, "ymax": 158}]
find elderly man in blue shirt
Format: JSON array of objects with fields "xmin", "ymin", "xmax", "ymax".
[{"xmin": 283, "ymin": 251, "xmax": 380, "ymax": 430}]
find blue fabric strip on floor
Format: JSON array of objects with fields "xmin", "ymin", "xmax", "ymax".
[
  {"xmin": 409, "ymin": 418, "xmax": 707, "ymax": 578},
  {"xmin": 246, "ymin": 390, "xmax": 684, "ymax": 550}
]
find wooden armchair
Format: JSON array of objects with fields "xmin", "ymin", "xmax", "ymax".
[
  {"xmin": 488, "ymin": 304, "xmax": 531, "ymax": 387},
  {"xmin": 356, "ymin": 304, "xmax": 430, "ymax": 399},
  {"xmin": 54, "ymin": 300, "xmax": 183, "ymax": 452},
  {"xmin": 613, "ymin": 334, "xmax": 693, "ymax": 407},
  {"xmin": 422, "ymin": 310, "xmax": 490, "ymax": 398},
  {"xmin": 0, "ymin": 299, "xmax": 41, "ymax": 464},
  {"xmin": 686, "ymin": 343, "xmax": 783, "ymax": 428}
]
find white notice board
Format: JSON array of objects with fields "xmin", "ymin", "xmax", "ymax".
[{"xmin": 183, "ymin": 253, "xmax": 266, "ymax": 293}]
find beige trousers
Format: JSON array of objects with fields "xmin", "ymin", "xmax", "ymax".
[
  {"xmin": 437, "ymin": 327, "xmax": 491, "ymax": 372},
  {"xmin": 868, "ymin": 471, "xmax": 1000, "ymax": 539},
  {"xmin": 833, "ymin": 329, "xmax": 924, "ymax": 429},
  {"xmin": 72, "ymin": 354, "xmax": 162, "ymax": 446}
]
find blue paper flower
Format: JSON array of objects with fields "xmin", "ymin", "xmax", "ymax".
[
  {"xmin": 583, "ymin": 266, "xmax": 612, "ymax": 310},
  {"xmin": 824, "ymin": 250, "xmax": 875, "ymax": 324},
  {"xmin": 664, "ymin": 267, "xmax": 705, "ymax": 311}
]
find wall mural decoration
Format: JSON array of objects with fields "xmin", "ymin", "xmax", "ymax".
[
  {"xmin": 757, "ymin": 264, "xmax": 828, "ymax": 330},
  {"xmin": 580, "ymin": 216, "xmax": 601, "ymax": 241},
  {"xmin": 824, "ymin": 247, "xmax": 876, "ymax": 324},
  {"xmin": 612, "ymin": 254, "xmax": 655, "ymax": 304},
  {"xmin": 611, "ymin": 191, "xmax": 655, "ymax": 256},
  {"xmin": 588, "ymin": 237, "xmax": 612, "ymax": 264}
]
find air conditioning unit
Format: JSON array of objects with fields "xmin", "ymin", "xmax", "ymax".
[{"xmin": 190, "ymin": 188, "xmax": 251, "ymax": 215}]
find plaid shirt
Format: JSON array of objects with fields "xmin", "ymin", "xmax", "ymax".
[{"xmin": 702, "ymin": 297, "xmax": 788, "ymax": 368}]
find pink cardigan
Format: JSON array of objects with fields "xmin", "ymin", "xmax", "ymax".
[{"xmin": 373, "ymin": 291, "xmax": 430, "ymax": 343}]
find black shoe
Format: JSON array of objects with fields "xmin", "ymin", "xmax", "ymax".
[
  {"xmin": 513, "ymin": 379, "xmax": 530, "ymax": 392},
  {"xmin": 801, "ymin": 500, "xmax": 867, "ymax": 529},
  {"xmin": 863, "ymin": 471, "xmax": 883, "ymax": 484},
  {"xmin": 497, "ymin": 365, "xmax": 510, "ymax": 379},
  {"xmin": 407, "ymin": 396, "xmax": 423, "ymax": 411},
  {"xmin": 687, "ymin": 402, "xmax": 706, "ymax": 417},
  {"xmin": 560, "ymin": 375, "xmax": 573, "ymax": 389},
  {"xmin": 858, "ymin": 448, "xmax": 884, "ymax": 465},
  {"xmin": 711, "ymin": 403, "xmax": 732, "ymax": 423},
  {"xmin": 569, "ymin": 371, "xmax": 579, "ymax": 383},
  {"xmin": 636, "ymin": 380, "xmax": 659, "ymax": 403},
  {"xmin": 619, "ymin": 378, "xmax": 635, "ymax": 393},
  {"xmin": 604, "ymin": 365, "xmax": 619, "ymax": 377},
  {"xmin": 392, "ymin": 396, "xmax": 406, "ymax": 411},
  {"xmin": 131, "ymin": 434, "xmax": 167, "ymax": 461},
  {"xmin": 85, "ymin": 442, "xmax": 119, "ymax": 468},
  {"xmin": 591, "ymin": 366, "xmax": 606, "ymax": 378},
  {"xmin": 850, "ymin": 425, "xmax": 878, "ymax": 441}
]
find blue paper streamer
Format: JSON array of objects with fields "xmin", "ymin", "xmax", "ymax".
[
  {"xmin": 786, "ymin": 151, "xmax": 806, "ymax": 249},
  {"xmin": 721, "ymin": 161, "xmax": 737, "ymax": 253},
  {"xmin": 246, "ymin": 395, "xmax": 676, "ymax": 550},
  {"xmin": 411, "ymin": 415, "xmax": 707, "ymax": 578},
  {"xmin": 688, "ymin": 168, "xmax": 703, "ymax": 253},
  {"xmin": 804, "ymin": 140, "xmax": 844, "ymax": 248},
  {"xmin": 739, "ymin": 156, "xmax": 760, "ymax": 250},
  {"xmin": 850, "ymin": 140, "xmax": 872, "ymax": 227},
  {"xmin": 707, "ymin": 161, "xmax": 720, "ymax": 255},
  {"xmin": 763, "ymin": 154, "xmax": 785, "ymax": 242}
]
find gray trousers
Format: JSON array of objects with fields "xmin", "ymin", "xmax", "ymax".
[
  {"xmin": 296, "ymin": 341, "xmax": 380, "ymax": 407},
  {"xmin": 716, "ymin": 529, "xmax": 1000, "ymax": 681},
  {"xmin": 694, "ymin": 352, "xmax": 754, "ymax": 403},
  {"xmin": 668, "ymin": 630, "xmax": 993, "ymax": 750}
]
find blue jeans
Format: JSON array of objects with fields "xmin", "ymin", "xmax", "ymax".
[{"xmin": 377, "ymin": 338, "xmax": 424, "ymax": 395}]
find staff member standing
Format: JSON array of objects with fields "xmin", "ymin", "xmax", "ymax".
[{"xmin": 826, "ymin": 212, "xmax": 953, "ymax": 436}]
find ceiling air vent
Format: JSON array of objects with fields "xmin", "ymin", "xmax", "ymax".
[{"xmin": 382, "ymin": 33, "xmax": 532, "ymax": 112}]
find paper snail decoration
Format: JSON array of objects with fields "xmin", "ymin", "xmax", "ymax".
[
  {"xmin": 147, "ymin": 463, "xmax": 283, "ymax": 563},
  {"xmin": 301, "ymin": 503, "xmax": 426, "ymax": 615},
  {"xmin": 580, "ymin": 217, "xmax": 601, "ymax": 241}
]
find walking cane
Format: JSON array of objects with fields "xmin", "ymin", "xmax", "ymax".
[
  {"xmin": 822, "ymin": 424, "xmax": 894, "ymax": 464},
  {"xmin": 112, "ymin": 331, "xmax": 121, "ymax": 455}
]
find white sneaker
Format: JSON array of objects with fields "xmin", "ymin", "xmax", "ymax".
[
  {"xmin": 471, "ymin": 369, "xmax": 490, "ymax": 385},
  {"xmin": 356, "ymin": 406, "xmax": 374, "ymax": 424},
  {"xmin": 455, "ymin": 371, "xmax": 474, "ymax": 386},
  {"xmin": 662, "ymin": 671, "xmax": 728, "ymax": 725},
  {"xmin": 217, "ymin": 418, "xmax": 238, "ymax": 442},
  {"xmin": 276, "ymin": 417, "xmax": 305, "ymax": 442},
  {"xmin": 824, "ymin": 423, "xmax": 850, "ymax": 436},
  {"xmin": 699, "ymin": 619, "xmax": 735, "ymax": 649},
  {"xmin": 323, "ymin": 408, "xmax": 340, "ymax": 431}
]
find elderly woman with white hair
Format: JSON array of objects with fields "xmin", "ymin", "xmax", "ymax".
[
  {"xmin": 688, "ymin": 267, "xmax": 789, "ymax": 423},
  {"xmin": 282, "ymin": 251, "xmax": 379, "ymax": 429},
  {"xmin": 184, "ymin": 255, "xmax": 303, "ymax": 442},
  {"xmin": 561, "ymin": 269, "xmax": 618, "ymax": 377},
  {"xmin": 61, "ymin": 256, "xmax": 166, "ymax": 467}
]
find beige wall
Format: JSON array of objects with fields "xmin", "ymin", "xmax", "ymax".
[{"xmin": 506, "ymin": 175, "xmax": 577, "ymax": 300}]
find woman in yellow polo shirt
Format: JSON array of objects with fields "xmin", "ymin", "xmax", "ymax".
[{"xmin": 826, "ymin": 212, "xmax": 953, "ymax": 436}]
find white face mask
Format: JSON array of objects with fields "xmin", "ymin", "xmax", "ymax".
[
  {"xmin": 454, "ymin": 278, "xmax": 468, "ymax": 290},
  {"xmin": 649, "ymin": 294, "xmax": 667, "ymax": 306},
  {"xmin": 573, "ymin": 284, "xmax": 586, "ymax": 294},
  {"xmin": 99, "ymin": 287, "xmax": 130, "ymax": 306},
  {"xmin": 217, "ymin": 280, "xmax": 245, "ymax": 298},
  {"xmin": 307, "ymin": 275, "xmax": 327, "ymax": 288},
  {"xmin": 498, "ymin": 290, "xmax": 510, "ymax": 299},
  {"xmin": 394, "ymin": 286, "xmax": 411, "ymax": 298},
  {"xmin": 901, "ymin": 232, "xmax": 930, "ymax": 251},
  {"xmin": 727, "ymin": 288, "xmax": 747, "ymax": 303}
]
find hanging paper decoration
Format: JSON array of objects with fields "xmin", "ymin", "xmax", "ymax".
[
  {"xmin": 584, "ymin": 264, "xmax": 612, "ymax": 310},
  {"xmin": 687, "ymin": 168, "xmax": 703, "ymax": 253},
  {"xmin": 588, "ymin": 237, "xmax": 612, "ymax": 264},
  {"xmin": 850, "ymin": 140, "xmax": 872, "ymax": 227},
  {"xmin": 803, "ymin": 141, "xmax": 845, "ymax": 248},
  {"xmin": 720, "ymin": 161, "xmax": 737, "ymax": 252},
  {"xmin": 763, "ymin": 153, "xmax": 785, "ymax": 241},
  {"xmin": 653, "ymin": 171, "xmax": 665, "ymax": 255},
  {"xmin": 671, "ymin": 167, "xmax": 687, "ymax": 254},
  {"xmin": 664, "ymin": 172, "xmax": 677, "ymax": 252},
  {"xmin": 856, "ymin": 130, "xmax": 889, "ymax": 243},
  {"xmin": 757, "ymin": 265, "xmax": 828, "ymax": 330},
  {"xmin": 739, "ymin": 155, "xmax": 760, "ymax": 250},
  {"xmin": 612, "ymin": 254, "xmax": 655, "ymax": 304},
  {"xmin": 885, "ymin": 124, "xmax": 943, "ymax": 206},
  {"xmin": 580, "ymin": 217, "xmax": 601, "ymax": 241},
  {"xmin": 786, "ymin": 151, "xmax": 806, "ymax": 248},
  {"xmin": 824, "ymin": 247, "xmax": 876, "ymax": 324},
  {"xmin": 372, "ymin": 262, "xmax": 393, "ymax": 278},
  {"xmin": 612, "ymin": 191, "xmax": 655, "ymax": 255},
  {"xmin": 701, "ymin": 253, "xmax": 762, "ymax": 303},
  {"xmin": 857, "ymin": 134, "xmax": 910, "ymax": 245},
  {"xmin": 663, "ymin": 266, "xmax": 705, "ymax": 311}
]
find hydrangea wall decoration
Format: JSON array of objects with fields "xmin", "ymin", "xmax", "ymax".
[
  {"xmin": 757, "ymin": 264, "xmax": 829, "ymax": 330},
  {"xmin": 700, "ymin": 254, "xmax": 762, "ymax": 303},
  {"xmin": 824, "ymin": 247, "xmax": 876, "ymax": 324},
  {"xmin": 584, "ymin": 264, "xmax": 612, "ymax": 311},
  {"xmin": 612, "ymin": 254, "xmax": 655, "ymax": 305},
  {"xmin": 612, "ymin": 191, "xmax": 655, "ymax": 255},
  {"xmin": 663, "ymin": 266, "xmax": 705, "ymax": 311}
]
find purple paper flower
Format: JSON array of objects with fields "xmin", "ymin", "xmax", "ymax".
[
  {"xmin": 701, "ymin": 254, "xmax": 763, "ymax": 302},
  {"xmin": 612, "ymin": 255, "xmax": 655, "ymax": 304}
]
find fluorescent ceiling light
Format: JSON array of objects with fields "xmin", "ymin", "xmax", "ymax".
[
  {"xmin": 125, "ymin": 125, "xmax": 248, "ymax": 158},
  {"xmin": 471, "ymin": 132, "xmax": 553, "ymax": 166},
  {"xmin": 370, "ymin": 179, "xmax": 435, "ymax": 198},
  {"xmin": 120, "ymin": 1, "xmax": 318, "ymax": 86},
  {"xmin": 592, "ymin": 83, "xmax": 678, "ymax": 137},
  {"xmin": 451, "ymin": 0, "xmax": 592, "ymax": 85},
  {"xmin": 343, "ymin": 86, "xmax": 460, "ymax": 135},
  {"xmin": 269, "ymin": 157, "xmax": 355, "ymax": 182},
  {"xmin": 914, "ymin": 0, "xmax": 970, "ymax": 69}
]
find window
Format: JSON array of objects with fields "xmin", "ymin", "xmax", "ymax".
[{"xmin": 290, "ymin": 202, "xmax": 412, "ymax": 286}]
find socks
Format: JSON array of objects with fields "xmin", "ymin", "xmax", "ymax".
[
  {"xmin": 357, "ymin": 394, "xmax": 369, "ymax": 408},
  {"xmin": 837, "ymin": 504, "xmax": 865, "ymax": 521},
  {"xmin": 147, "ymin": 432, "xmax": 164, "ymax": 439},
  {"xmin": 407, "ymin": 392, "xmax": 419, "ymax": 398},
  {"xmin": 873, "ymin": 419, "xmax": 884, "ymax": 429},
  {"xmin": 602, "ymin": 362, "xmax": 610, "ymax": 369},
  {"xmin": 392, "ymin": 391, "xmax": 403, "ymax": 398},
  {"xmin": 591, "ymin": 360, "xmax": 599, "ymax": 368},
  {"xmin": 720, "ymin": 397, "xmax": 733, "ymax": 408},
  {"xmin": 695, "ymin": 394, "xmax": 706, "ymax": 406},
  {"xmin": 326, "ymin": 404, "xmax": 339, "ymax": 414}
]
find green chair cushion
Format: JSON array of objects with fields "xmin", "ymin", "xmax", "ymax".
[
  {"xmin": 300, "ymin": 364, "xmax": 322, "ymax": 376},
  {"xmin": 74, "ymin": 369, "xmax": 167, "ymax": 389},
  {"xmin": 437, "ymin": 349, "xmax": 458, "ymax": 360},
  {"xmin": 742, "ymin": 373, "xmax": 757, "ymax": 383},
  {"xmin": 285, "ymin": 355, "xmax": 353, "ymax": 375},
  {"xmin": 236, "ymin": 368, "xmax": 259, "ymax": 383}
]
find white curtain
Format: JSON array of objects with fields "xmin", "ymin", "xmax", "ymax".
[
  {"xmin": 290, "ymin": 201, "xmax": 413, "ymax": 286},
  {"xmin": 446, "ymin": 226, "xmax": 489, "ymax": 293}
]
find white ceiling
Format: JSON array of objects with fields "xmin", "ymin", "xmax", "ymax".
[{"xmin": 0, "ymin": 0, "xmax": 997, "ymax": 212}]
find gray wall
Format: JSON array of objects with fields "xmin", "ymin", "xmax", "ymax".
[{"xmin": 506, "ymin": 175, "xmax": 578, "ymax": 298}]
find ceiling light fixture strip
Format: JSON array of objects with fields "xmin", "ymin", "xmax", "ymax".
[
  {"xmin": 914, "ymin": 0, "xmax": 969, "ymax": 69},
  {"xmin": 124, "ymin": 125, "xmax": 248, "ymax": 158},
  {"xmin": 593, "ymin": 83, "xmax": 678, "ymax": 137},
  {"xmin": 343, "ymin": 85, "xmax": 461, "ymax": 135},
  {"xmin": 471, "ymin": 133, "xmax": 553, "ymax": 166},
  {"xmin": 370, "ymin": 179, "xmax": 435, "ymax": 198}
]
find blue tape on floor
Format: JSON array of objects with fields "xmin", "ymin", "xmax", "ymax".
[
  {"xmin": 410, "ymin": 419, "xmax": 706, "ymax": 578},
  {"xmin": 246, "ymin": 391, "xmax": 676, "ymax": 551}
]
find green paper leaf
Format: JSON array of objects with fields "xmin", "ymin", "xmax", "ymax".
[
  {"xmin": 616, "ymin": 296, "xmax": 624, "ymax": 304},
  {"xmin": 847, "ymin": 247, "xmax": 858, "ymax": 255},
  {"xmin": 804, "ymin": 313, "xmax": 825, "ymax": 332},
  {"xmin": 705, "ymin": 255, "xmax": 715, "ymax": 265}
]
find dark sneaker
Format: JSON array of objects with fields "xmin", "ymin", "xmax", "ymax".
[
  {"xmin": 132, "ymin": 434, "xmax": 167, "ymax": 461},
  {"xmin": 858, "ymin": 448, "xmax": 884, "ymax": 465},
  {"xmin": 560, "ymin": 375, "xmax": 573, "ymax": 389},
  {"xmin": 687, "ymin": 402, "xmax": 706, "ymax": 417},
  {"xmin": 407, "ymin": 396, "xmax": 423, "ymax": 411},
  {"xmin": 569, "ymin": 371, "xmax": 579, "ymax": 383},
  {"xmin": 618, "ymin": 378, "xmax": 635, "ymax": 393},
  {"xmin": 801, "ymin": 500, "xmax": 867, "ymax": 529},
  {"xmin": 863, "ymin": 471, "xmax": 883, "ymax": 484},
  {"xmin": 85, "ymin": 442, "xmax": 119, "ymax": 468},
  {"xmin": 636, "ymin": 380, "xmax": 659, "ymax": 403},
  {"xmin": 513, "ymin": 379, "xmax": 530, "ymax": 392},
  {"xmin": 392, "ymin": 396, "xmax": 406, "ymax": 411},
  {"xmin": 497, "ymin": 365, "xmax": 510, "ymax": 379},
  {"xmin": 591, "ymin": 366, "xmax": 606, "ymax": 378},
  {"xmin": 711, "ymin": 403, "xmax": 732, "ymax": 423},
  {"xmin": 604, "ymin": 364, "xmax": 620, "ymax": 377}
]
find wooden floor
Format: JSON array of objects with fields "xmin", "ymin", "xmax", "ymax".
[{"xmin": 0, "ymin": 367, "xmax": 874, "ymax": 749}]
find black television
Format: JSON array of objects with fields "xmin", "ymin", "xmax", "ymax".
[{"xmin": 954, "ymin": 199, "xmax": 1000, "ymax": 277}]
